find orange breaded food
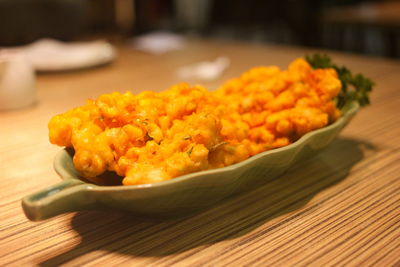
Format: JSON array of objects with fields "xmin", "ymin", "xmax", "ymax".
[{"xmin": 48, "ymin": 58, "xmax": 342, "ymax": 185}]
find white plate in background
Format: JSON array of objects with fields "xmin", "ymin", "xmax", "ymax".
[{"xmin": 16, "ymin": 39, "xmax": 116, "ymax": 72}]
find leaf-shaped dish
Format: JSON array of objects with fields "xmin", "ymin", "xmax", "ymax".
[{"xmin": 22, "ymin": 102, "xmax": 359, "ymax": 221}]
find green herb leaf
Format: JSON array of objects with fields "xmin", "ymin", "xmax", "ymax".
[
  {"xmin": 182, "ymin": 135, "xmax": 192, "ymax": 140},
  {"xmin": 305, "ymin": 54, "xmax": 374, "ymax": 108},
  {"xmin": 210, "ymin": 141, "xmax": 229, "ymax": 151},
  {"xmin": 187, "ymin": 146, "xmax": 194, "ymax": 156}
]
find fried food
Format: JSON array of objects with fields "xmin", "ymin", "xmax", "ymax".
[{"xmin": 48, "ymin": 58, "xmax": 341, "ymax": 185}]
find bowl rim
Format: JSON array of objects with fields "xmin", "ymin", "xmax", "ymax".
[{"xmin": 54, "ymin": 101, "xmax": 360, "ymax": 191}]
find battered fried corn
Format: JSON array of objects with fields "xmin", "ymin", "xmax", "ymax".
[{"xmin": 48, "ymin": 58, "xmax": 341, "ymax": 185}]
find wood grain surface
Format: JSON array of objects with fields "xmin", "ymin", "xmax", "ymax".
[{"xmin": 1, "ymin": 39, "xmax": 399, "ymax": 266}]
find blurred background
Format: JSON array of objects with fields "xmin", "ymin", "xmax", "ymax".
[{"xmin": 0, "ymin": 0, "xmax": 399, "ymax": 58}]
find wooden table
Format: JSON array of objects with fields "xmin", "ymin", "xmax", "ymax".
[{"xmin": 1, "ymin": 40, "xmax": 399, "ymax": 266}]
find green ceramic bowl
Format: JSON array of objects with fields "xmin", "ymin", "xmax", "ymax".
[{"xmin": 22, "ymin": 102, "xmax": 359, "ymax": 221}]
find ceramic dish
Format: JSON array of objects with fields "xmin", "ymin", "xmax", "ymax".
[
  {"xmin": 13, "ymin": 39, "xmax": 115, "ymax": 72},
  {"xmin": 22, "ymin": 102, "xmax": 359, "ymax": 221}
]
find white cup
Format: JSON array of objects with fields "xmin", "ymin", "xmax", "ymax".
[{"xmin": 0, "ymin": 50, "xmax": 37, "ymax": 111}]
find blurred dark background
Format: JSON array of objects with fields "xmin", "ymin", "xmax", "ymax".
[{"xmin": 1, "ymin": 0, "xmax": 399, "ymax": 58}]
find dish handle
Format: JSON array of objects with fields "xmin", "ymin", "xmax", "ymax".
[{"xmin": 21, "ymin": 179, "xmax": 95, "ymax": 221}]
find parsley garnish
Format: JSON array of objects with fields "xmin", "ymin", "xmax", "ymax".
[
  {"xmin": 187, "ymin": 146, "xmax": 194, "ymax": 156},
  {"xmin": 305, "ymin": 54, "xmax": 374, "ymax": 109},
  {"xmin": 210, "ymin": 141, "xmax": 229, "ymax": 151}
]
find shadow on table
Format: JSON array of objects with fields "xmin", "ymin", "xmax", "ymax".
[{"xmin": 38, "ymin": 137, "xmax": 376, "ymax": 266}]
